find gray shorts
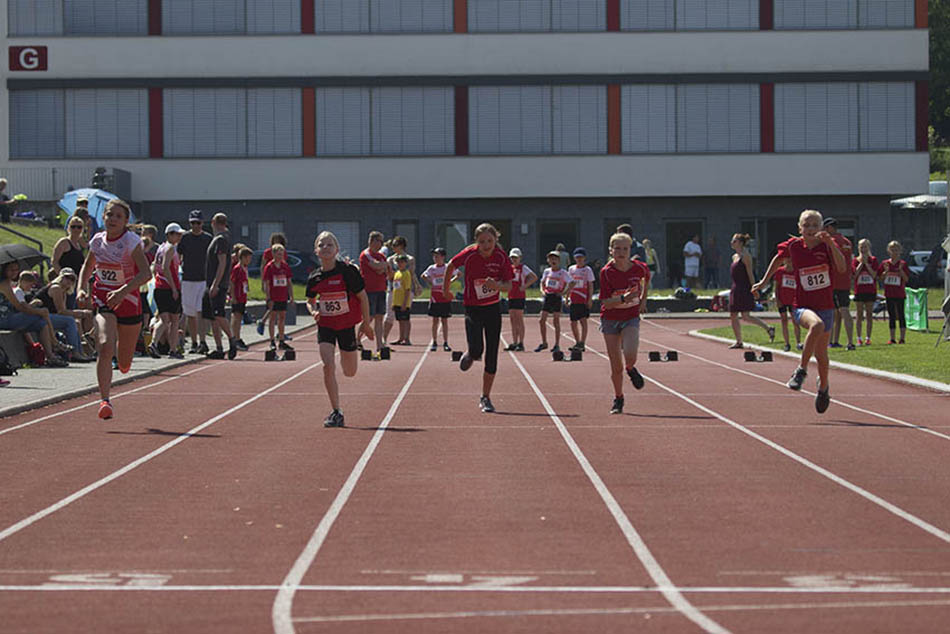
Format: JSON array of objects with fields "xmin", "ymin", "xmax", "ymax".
[
  {"xmin": 366, "ymin": 291, "xmax": 386, "ymax": 316},
  {"xmin": 599, "ymin": 316, "xmax": 640, "ymax": 335},
  {"xmin": 599, "ymin": 316, "xmax": 640, "ymax": 357}
]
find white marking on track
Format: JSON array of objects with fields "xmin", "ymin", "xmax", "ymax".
[
  {"xmin": 0, "ymin": 361, "xmax": 323, "ymax": 544},
  {"xmin": 502, "ymin": 335, "xmax": 730, "ymax": 634},
  {"xmin": 271, "ymin": 348, "xmax": 431, "ymax": 634}
]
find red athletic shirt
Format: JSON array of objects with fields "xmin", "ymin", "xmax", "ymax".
[
  {"xmin": 262, "ymin": 247, "xmax": 274, "ymax": 268},
  {"xmin": 449, "ymin": 245, "xmax": 514, "ymax": 307},
  {"xmin": 852, "ymin": 256, "xmax": 880, "ymax": 295},
  {"xmin": 776, "ymin": 238, "xmax": 837, "ymax": 311},
  {"xmin": 230, "ymin": 264, "xmax": 248, "ymax": 304},
  {"xmin": 508, "ymin": 263, "xmax": 534, "ymax": 300},
  {"xmin": 262, "ymin": 260, "xmax": 292, "ymax": 303},
  {"xmin": 599, "ymin": 259, "xmax": 650, "ymax": 321},
  {"xmin": 830, "ymin": 233, "xmax": 853, "ymax": 291},
  {"xmin": 880, "ymin": 259, "xmax": 910, "ymax": 299},
  {"xmin": 359, "ymin": 248, "xmax": 388, "ymax": 293},
  {"xmin": 305, "ymin": 261, "xmax": 365, "ymax": 330},
  {"xmin": 774, "ymin": 266, "xmax": 796, "ymax": 307}
]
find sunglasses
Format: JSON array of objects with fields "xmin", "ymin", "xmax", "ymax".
[{"xmin": 69, "ymin": 225, "xmax": 83, "ymax": 230}]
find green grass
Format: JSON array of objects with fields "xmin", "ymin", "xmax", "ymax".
[
  {"xmin": 700, "ymin": 323, "xmax": 950, "ymax": 384},
  {"xmin": 0, "ymin": 221, "xmax": 64, "ymax": 255}
]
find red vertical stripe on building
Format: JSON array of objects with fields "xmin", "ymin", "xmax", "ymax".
[
  {"xmin": 454, "ymin": 0, "xmax": 467, "ymax": 32},
  {"xmin": 760, "ymin": 83, "xmax": 774, "ymax": 153},
  {"xmin": 303, "ymin": 87, "xmax": 316, "ymax": 157},
  {"xmin": 915, "ymin": 0, "xmax": 928, "ymax": 28},
  {"xmin": 148, "ymin": 88, "xmax": 163, "ymax": 158},
  {"xmin": 147, "ymin": 0, "xmax": 161, "ymax": 35},
  {"xmin": 607, "ymin": 85, "xmax": 621, "ymax": 154},
  {"xmin": 916, "ymin": 81, "xmax": 929, "ymax": 152},
  {"xmin": 455, "ymin": 86, "xmax": 469, "ymax": 156},
  {"xmin": 606, "ymin": 0, "xmax": 620, "ymax": 31},
  {"xmin": 759, "ymin": 0, "xmax": 773, "ymax": 29},
  {"xmin": 301, "ymin": 0, "xmax": 315, "ymax": 34}
]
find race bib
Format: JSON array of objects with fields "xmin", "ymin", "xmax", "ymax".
[
  {"xmin": 243, "ymin": 282, "xmax": 249, "ymax": 295},
  {"xmin": 393, "ymin": 280, "xmax": 402, "ymax": 290},
  {"xmin": 273, "ymin": 275, "xmax": 288, "ymax": 287},
  {"xmin": 97, "ymin": 263, "xmax": 125, "ymax": 287},
  {"xmin": 473, "ymin": 278, "xmax": 498, "ymax": 301},
  {"xmin": 545, "ymin": 276, "xmax": 562, "ymax": 292},
  {"xmin": 884, "ymin": 274, "xmax": 901, "ymax": 286},
  {"xmin": 431, "ymin": 276, "xmax": 444, "ymax": 288},
  {"xmin": 799, "ymin": 265, "xmax": 830, "ymax": 292},
  {"xmin": 857, "ymin": 273, "xmax": 874, "ymax": 286},
  {"xmin": 513, "ymin": 270, "xmax": 521, "ymax": 283},
  {"xmin": 613, "ymin": 285, "xmax": 640, "ymax": 308},
  {"xmin": 319, "ymin": 291, "xmax": 350, "ymax": 315},
  {"xmin": 782, "ymin": 276, "xmax": 797, "ymax": 289}
]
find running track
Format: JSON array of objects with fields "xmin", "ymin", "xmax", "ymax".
[{"xmin": 1, "ymin": 316, "xmax": 948, "ymax": 633}]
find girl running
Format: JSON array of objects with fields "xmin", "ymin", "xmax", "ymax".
[
  {"xmin": 879, "ymin": 240, "xmax": 910, "ymax": 344},
  {"xmin": 305, "ymin": 231, "xmax": 374, "ymax": 428},
  {"xmin": 78, "ymin": 199, "xmax": 152, "ymax": 419},
  {"xmin": 600, "ymin": 232, "xmax": 650, "ymax": 415},
  {"xmin": 728, "ymin": 233, "xmax": 774, "ymax": 349},
  {"xmin": 504, "ymin": 247, "xmax": 536, "ymax": 352},
  {"xmin": 752, "ymin": 209, "xmax": 846, "ymax": 414},
  {"xmin": 852, "ymin": 238, "xmax": 880, "ymax": 345},
  {"xmin": 443, "ymin": 223, "xmax": 514, "ymax": 413}
]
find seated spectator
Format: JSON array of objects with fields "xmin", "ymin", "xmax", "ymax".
[
  {"xmin": 0, "ymin": 261, "xmax": 68, "ymax": 366},
  {"xmin": 31, "ymin": 268, "xmax": 96, "ymax": 362}
]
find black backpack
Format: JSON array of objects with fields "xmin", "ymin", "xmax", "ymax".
[{"xmin": 0, "ymin": 346, "xmax": 19, "ymax": 376}]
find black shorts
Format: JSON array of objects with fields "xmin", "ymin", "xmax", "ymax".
[
  {"xmin": 202, "ymin": 288, "xmax": 227, "ymax": 319},
  {"xmin": 318, "ymin": 325, "xmax": 358, "ymax": 352},
  {"xmin": 140, "ymin": 290, "xmax": 152, "ymax": 316},
  {"xmin": 833, "ymin": 290, "xmax": 851, "ymax": 309},
  {"xmin": 569, "ymin": 303, "xmax": 590, "ymax": 322},
  {"xmin": 854, "ymin": 292, "xmax": 877, "ymax": 303},
  {"xmin": 231, "ymin": 302, "xmax": 246, "ymax": 315},
  {"xmin": 507, "ymin": 298, "xmax": 525, "ymax": 311},
  {"xmin": 778, "ymin": 304, "xmax": 793, "ymax": 315},
  {"xmin": 428, "ymin": 302, "xmax": 451, "ymax": 318},
  {"xmin": 542, "ymin": 293, "xmax": 563, "ymax": 313},
  {"xmin": 394, "ymin": 307, "xmax": 411, "ymax": 321},
  {"xmin": 366, "ymin": 291, "xmax": 387, "ymax": 316},
  {"xmin": 270, "ymin": 300, "xmax": 288, "ymax": 312},
  {"xmin": 154, "ymin": 288, "xmax": 181, "ymax": 315},
  {"xmin": 97, "ymin": 306, "xmax": 143, "ymax": 326}
]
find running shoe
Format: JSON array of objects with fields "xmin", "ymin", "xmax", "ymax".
[
  {"xmin": 278, "ymin": 341, "xmax": 294, "ymax": 351},
  {"xmin": 846, "ymin": 343, "xmax": 856, "ymax": 351},
  {"xmin": 227, "ymin": 345, "xmax": 238, "ymax": 360},
  {"xmin": 443, "ymin": 343, "xmax": 452, "ymax": 352},
  {"xmin": 197, "ymin": 342, "xmax": 209, "ymax": 355},
  {"xmin": 829, "ymin": 343, "xmax": 843, "ymax": 349},
  {"xmin": 323, "ymin": 409, "xmax": 345, "ymax": 428},
  {"xmin": 269, "ymin": 340, "xmax": 277, "ymax": 351},
  {"xmin": 898, "ymin": 339, "xmax": 905, "ymax": 344},
  {"xmin": 515, "ymin": 343, "xmax": 525, "ymax": 352},
  {"xmin": 282, "ymin": 334, "xmax": 293, "ymax": 341},
  {"xmin": 787, "ymin": 367, "xmax": 807, "ymax": 391},
  {"xmin": 98, "ymin": 400, "xmax": 113, "ymax": 420},
  {"xmin": 189, "ymin": 343, "xmax": 200, "ymax": 354},
  {"xmin": 551, "ymin": 345, "xmax": 561, "ymax": 355},
  {"xmin": 479, "ymin": 396, "xmax": 495, "ymax": 413},
  {"xmin": 577, "ymin": 342, "xmax": 586, "ymax": 352},
  {"xmin": 459, "ymin": 352, "xmax": 474, "ymax": 372},
  {"xmin": 864, "ymin": 339, "xmax": 871, "ymax": 346},
  {"xmin": 168, "ymin": 351, "xmax": 185, "ymax": 360},
  {"xmin": 728, "ymin": 342, "xmax": 744, "ymax": 349},
  {"xmin": 767, "ymin": 326, "xmax": 776, "ymax": 343},
  {"xmin": 505, "ymin": 342, "xmax": 518, "ymax": 351},
  {"xmin": 815, "ymin": 380, "xmax": 831, "ymax": 414},
  {"xmin": 610, "ymin": 396, "xmax": 624, "ymax": 415},
  {"xmin": 627, "ymin": 366, "xmax": 644, "ymax": 390},
  {"xmin": 796, "ymin": 343, "xmax": 804, "ymax": 350},
  {"xmin": 235, "ymin": 339, "xmax": 249, "ymax": 351},
  {"xmin": 430, "ymin": 342, "xmax": 438, "ymax": 351},
  {"xmin": 0, "ymin": 378, "xmax": 10, "ymax": 388},
  {"xmin": 534, "ymin": 343, "xmax": 548, "ymax": 352},
  {"xmin": 783, "ymin": 344, "xmax": 791, "ymax": 352},
  {"xmin": 888, "ymin": 339, "xmax": 897, "ymax": 345},
  {"xmin": 206, "ymin": 349, "xmax": 225, "ymax": 360},
  {"xmin": 568, "ymin": 343, "xmax": 580, "ymax": 352},
  {"xmin": 256, "ymin": 320, "xmax": 265, "ymax": 336},
  {"xmin": 146, "ymin": 344, "xmax": 161, "ymax": 359}
]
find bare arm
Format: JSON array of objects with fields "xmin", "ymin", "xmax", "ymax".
[
  {"xmin": 51, "ymin": 238, "xmax": 68, "ymax": 276},
  {"xmin": 751, "ymin": 252, "xmax": 784, "ymax": 294},
  {"xmin": 442, "ymin": 263, "xmax": 457, "ymax": 299},
  {"xmin": 742, "ymin": 252, "xmax": 755, "ymax": 286},
  {"xmin": 524, "ymin": 271, "xmax": 538, "ymax": 288}
]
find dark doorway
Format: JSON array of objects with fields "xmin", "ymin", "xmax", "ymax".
[
  {"xmin": 665, "ymin": 221, "xmax": 703, "ymax": 289},
  {"xmin": 538, "ymin": 220, "xmax": 579, "ymax": 270},
  {"xmin": 483, "ymin": 218, "xmax": 512, "ymax": 253},
  {"xmin": 765, "ymin": 217, "xmax": 799, "ymax": 262}
]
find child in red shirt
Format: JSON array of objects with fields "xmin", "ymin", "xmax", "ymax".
[
  {"xmin": 229, "ymin": 246, "xmax": 252, "ymax": 351},
  {"xmin": 773, "ymin": 258, "xmax": 801, "ymax": 352},
  {"xmin": 879, "ymin": 240, "xmax": 911, "ymax": 344},
  {"xmin": 262, "ymin": 244, "xmax": 294, "ymax": 351},
  {"xmin": 852, "ymin": 238, "xmax": 880, "ymax": 345}
]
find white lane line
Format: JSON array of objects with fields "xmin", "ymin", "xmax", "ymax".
[
  {"xmin": 271, "ymin": 348, "xmax": 431, "ymax": 634},
  {"xmin": 502, "ymin": 336, "xmax": 730, "ymax": 634},
  {"xmin": 552, "ymin": 326, "xmax": 950, "ymax": 547},
  {"xmin": 0, "ymin": 361, "xmax": 323, "ymax": 544}
]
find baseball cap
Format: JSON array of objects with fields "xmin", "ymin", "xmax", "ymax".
[
  {"xmin": 431, "ymin": 247, "xmax": 447, "ymax": 255},
  {"xmin": 509, "ymin": 247, "xmax": 522, "ymax": 258},
  {"xmin": 188, "ymin": 209, "xmax": 203, "ymax": 222},
  {"xmin": 572, "ymin": 247, "xmax": 587, "ymax": 257},
  {"xmin": 165, "ymin": 222, "xmax": 185, "ymax": 235},
  {"xmin": 75, "ymin": 196, "xmax": 89, "ymax": 205},
  {"xmin": 822, "ymin": 217, "xmax": 838, "ymax": 228},
  {"xmin": 546, "ymin": 250, "xmax": 560, "ymax": 259}
]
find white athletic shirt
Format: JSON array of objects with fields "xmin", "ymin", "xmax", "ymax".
[
  {"xmin": 568, "ymin": 264, "xmax": 595, "ymax": 302},
  {"xmin": 90, "ymin": 230, "xmax": 142, "ymax": 292},
  {"xmin": 540, "ymin": 267, "xmax": 572, "ymax": 295}
]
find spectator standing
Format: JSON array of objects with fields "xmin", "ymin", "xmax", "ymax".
[
  {"xmin": 852, "ymin": 238, "xmax": 879, "ymax": 346},
  {"xmin": 255, "ymin": 232, "xmax": 287, "ymax": 337},
  {"xmin": 702, "ymin": 237, "xmax": 721, "ymax": 289},
  {"xmin": 178, "ymin": 210, "xmax": 212, "ymax": 354},
  {"xmin": 358, "ymin": 231, "xmax": 389, "ymax": 354},
  {"xmin": 52, "ymin": 217, "xmax": 88, "ymax": 309},
  {"xmin": 683, "ymin": 234, "xmax": 703, "ymax": 289},
  {"xmin": 0, "ymin": 178, "xmax": 16, "ymax": 223},
  {"xmin": 727, "ymin": 233, "xmax": 774, "ymax": 348},
  {"xmin": 555, "ymin": 243, "xmax": 571, "ymax": 269},
  {"xmin": 202, "ymin": 213, "xmax": 235, "ymax": 359},
  {"xmin": 384, "ymin": 236, "xmax": 420, "ymax": 344},
  {"xmin": 229, "ymin": 246, "xmax": 252, "ymax": 352},
  {"xmin": 823, "ymin": 218, "xmax": 855, "ymax": 350},
  {"xmin": 642, "ymin": 239, "xmax": 660, "ymax": 288},
  {"xmin": 150, "ymin": 223, "xmax": 184, "ymax": 359}
]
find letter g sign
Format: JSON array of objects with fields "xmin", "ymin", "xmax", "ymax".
[{"xmin": 9, "ymin": 46, "xmax": 48, "ymax": 71}]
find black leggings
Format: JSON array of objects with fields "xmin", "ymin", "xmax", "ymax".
[
  {"xmin": 465, "ymin": 303, "xmax": 502, "ymax": 375},
  {"xmin": 886, "ymin": 298, "xmax": 906, "ymax": 329}
]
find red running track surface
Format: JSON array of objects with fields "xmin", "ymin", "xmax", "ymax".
[{"xmin": 0, "ymin": 317, "xmax": 948, "ymax": 634}]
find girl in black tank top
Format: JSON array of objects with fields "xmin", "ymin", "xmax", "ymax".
[{"xmin": 58, "ymin": 239, "xmax": 85, "ymax": 274}]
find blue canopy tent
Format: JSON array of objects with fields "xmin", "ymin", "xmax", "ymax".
[{"xmin": 57, "ymin": 188, "xmax": 136, "ymax": 229}]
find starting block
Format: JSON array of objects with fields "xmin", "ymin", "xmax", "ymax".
[
  {"xmin": 265, "ymin": 349, "xmax": 278, "ymax": 361},
  {"xmin": 570, "ymin": 349, "xmax": 583, "ymax": 361},
  {"xmin": 552, "ymin": 349, "xmax": 565, "ymax": 361},
  {"xmin": 451, "ymin": 351, "xmax": 463, "ymax": 362},
  {"xmin": 379, "ymin": 346, "xmax": 391, "ymax": 360},
  {"xmin": 744, "ymin": 350, "xmax": 773, "ymax": 362},
  {"xmin": 648, "ymin": 350, "xmax": 678, "ymax": 362},
  {"xmin": 361, "ymin": 349, "xmax": 372, "ymax": 361},
  {"xmin": 266, "ymin": 348, "xmax": 295, "ymax": 361},
  {"xmin": 283, "ymin": 349, "xmax": 296, "ymax": 361}
]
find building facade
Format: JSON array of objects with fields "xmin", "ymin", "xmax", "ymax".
[{"xmin": 1, "ymin": 0, "xmax": 929, "ymax": 285}]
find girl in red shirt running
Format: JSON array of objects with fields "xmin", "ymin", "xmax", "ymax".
[
  {"xmin": 879, "ymin": 240, "xmax": 911, "ymax": 344},
  {"xmin": 852, "ymin": 238, "xmax": 880, "ymax": 345},
  {"xmin": 78, "ymin": 199, "xmax": 153, "ymax": 420},
  {"xmin": 753, "ymin": 209, "xmax": 845, "ymax": 414},
  {"xmin": 443, "ymin": 223, "xmax": 514, "ymax": 413}
]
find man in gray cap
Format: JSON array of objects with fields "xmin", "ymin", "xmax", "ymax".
[{"xmin": 178, "ymin": 209, "xmax": 212, "ymax": 354}]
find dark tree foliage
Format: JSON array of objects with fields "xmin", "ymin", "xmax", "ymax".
[{"xmin": 931, "ymin": 0, "xmax": 950, "ymax": 141}]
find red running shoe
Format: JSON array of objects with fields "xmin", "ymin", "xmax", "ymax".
[{"xmin": 98, "ymin": 400, "xmax": 113, "ymax": 420}]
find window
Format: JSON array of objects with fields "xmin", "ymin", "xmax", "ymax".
[
  {"xmin": 315, "ymin": 0, "xmax": 452, "ymax": 32},
  {"xmin": 163, "ymin": 0, "xmax": 245, "ymax": 34},
  {"xmin": 621, "ymin": 0, "xmax": 674, "ymax": 30},
  {"xmin": 163, "ymin": 88, "xmax": 248, "ymax": 157},
  {"xmin": 10, "ymin": 91, "xmax": 65, "ymax": 159},
  {"xmin": 318, "ymin": 221, "xmax": 361, "ymax": 262},
  {"xmin": 775, "ymin": 0, "xmax": 913, "ymax": 29},
  {"xmin": 64, "ymin": 0, "xmax": 148, "ymax": 35},
  {"xmin": 775, "ymin": 83, "xmax": 860, "ymax": 152},
  {"xmin": 258, "ymin": 222, "xmax": 284, "ymax": 250},
  {"xmin": 622, "ymin": 85, "xmax": 676, "ymax": 153},
  {"xmin": 859, "ymin": 82, "xmax": 915, "ymax": 151},
  {"xmin": 469, "ymin": 0, "xmax": 607, "ymax": 32},
  {"xmin": 859, "ymin": 0, "xmax": 913, "ymax": 27},
  {"xmin": 436, "ymin": 221, "xmax": 470, "ymax": 257},
  {"xmin": 316, "ymin": 87, "xmax": 454, "ymax": 156},
  {"xmin": 621, "ymin": 0, "xmax": 756, "ymax": 30},
  {"xmin": 8, "ymin": 0, "xmax": 63, "ymax": 35},
  {"xmin": 247, "ymin": 0, "xmax": 301, "ymax": 33},
  {"xmin": 248, "ymin": 88, "xmax": 303, "ymax": 157},
  {"xmin": 553, "ymin": 85, "xmax": 608, "ymax": 154},
  {"xmin": 677, "ymin": 84, "xmax": 760, "ymax": 152}
]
